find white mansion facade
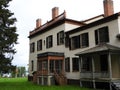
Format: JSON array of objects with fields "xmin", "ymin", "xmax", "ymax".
[{"xmin": 28, "ymin": 0, "xmax": 120, "ymax": 89}]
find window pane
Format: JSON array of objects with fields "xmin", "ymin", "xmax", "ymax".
[
  {"xmin": 72, "ymin": 57, "xmax": 79, "ymax": 72},
  {"xmin": 46, "ymin": 35, "xmax": 53, "ymax": 48},
  {"xmin": 81, "ymin": 33, "xmax": 89, "ymax": 47},
  {"xmin": 65, "ymin": 57, "xmax": 70, "ymax": 72},
  {"xmin": 71, "ymin": 35, "xmax": 80, "ymax": 50},
  {"xmin": 99, "ymin": 27, "xmax": 109, "ymax": 43},
  {"xmin": 57, "ymin": 31, "xmax": 64, "ymax": 45},
  {"xmin": 37, "ymin": 40, "xmax": 42, "ymax": 51},
  {"xmin": 30, "ymin": 42, "xmax": 35, "ymax": 53},
  {"xmin": 82, "ymin": 57, "xmax": 92, "ymax": 72},
  {"xmin": 50, "ymin": 60, "xmax": 54, "ymax": 73},
  {"xmin": 100, "ymin": 54, "xmax": 108, "ymax": 71},
  {"xmin": 95, "ymin": 26, "xmax": 109, "ymax": 45}
]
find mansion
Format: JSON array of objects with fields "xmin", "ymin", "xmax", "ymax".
[{"xmin": 28, "ymin": 0, "xmax": 120, "ymax": 90}]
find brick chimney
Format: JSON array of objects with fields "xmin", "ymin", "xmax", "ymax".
[
  {"xmin": 103, "ymin": 0, "xmax": 114, "ymax": 17},
  {"xmin": 36, "ymin": 19, "xmax": 41, "ymax": 28},
  {"xmin": 52, "ymin": 7, "xmax": 59, "ymax": 19}
]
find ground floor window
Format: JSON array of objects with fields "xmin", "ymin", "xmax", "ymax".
[
  {"xmin": 100, "ymin": 54, "xmax": 108, "ymax": 72},
  {"xmin": 49, "ymin": 60, "xmax": 62, "ymax": 73},
  {"xmin": 82, "ymin": 57, "xmax": 92, "ymax": 72},
  {"xmin": 72, "ymin": 57, "xmax": 79, "ymax": 72},
  {"xmin": 65, "ymin": 57, "xmax": 70, "ymax": 72}
]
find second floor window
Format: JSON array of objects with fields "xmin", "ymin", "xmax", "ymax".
[
  {"xmin": 81, "ymin": 33, "xmax": 89, "ymax": 48},
  {"xmin": 30, "ymin": 42, "xmax": 35, "ymax": 53},
  {"xmin": 70, "ymin": 32, "xmax": 89, "ymax": 50},
  {"xmin": 57, "ymin": 31, "xmax": 64, "ymax": 45},
  {"xmin": 46, "ymin": 35, "xmax": 53, "ymax": 48},
  {"xmin": 95, "ymin": 26, "xmax": 109, "ymax": 45},
  {"xmin": 70, "ymin": 35, "xmax": 80, "ymax": 50},
  {"xmin": 37, "ymin": 39, "xmax": 42, "ymax": 51}
]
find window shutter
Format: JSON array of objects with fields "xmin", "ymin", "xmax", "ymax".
[
  {"xmin": 51, "ymin": 35, "xmax": 53, "ymax": 47},
  {"xmin": 46, "ymin": 37, "xmax": 48, "ymax": 48},
  {"xmin": 95, "ymin": 30, "xmax": 98, "ymax": 45},
  {"xmin": 57, "ymin": 33, "xmax": 59, "ymax": 45},
  {"xmin": 69, "ymin": 38, "xmax": 71, "ymax": 50}
]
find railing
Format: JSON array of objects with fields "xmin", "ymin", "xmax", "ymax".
[
  {"xmin": 94, "ymin": 72, "xmax": 109, "ymax": 78},
  {"xmin": 80, "ymin": 72, "xmax": 109, "ymax": 79},
  {"xmin": 54, "ymin": 71, "xmax": 67, "ymax": 85},
  {"xmin": 80, "ymin": 72, "xmax": 93, "ymax": 78},
  {"xmin": 37, "ymin": 70, "xmax": 48, "ymax": 76}
]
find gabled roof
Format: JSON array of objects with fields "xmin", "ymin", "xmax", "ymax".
[
  {"xmin": 76, "ymin": 43, "xmax": 120, "ymax": 56},
  {"xmin": 66, "ymin": 12, "xmax": 120, "ymax": 35},
  {"xmin": 28, "ymin": 12, "xmax": 85, "ymax": 38}
]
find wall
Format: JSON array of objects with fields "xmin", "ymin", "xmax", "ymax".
[
  {"xmin": 29, "ymin": 23, "xmax": 80, "ymax": 76},
  {"xmin": 65, "ymin": 18, "xmax": 120, "ymax": 80}
]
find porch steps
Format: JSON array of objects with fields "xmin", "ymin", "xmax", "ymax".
[
  {"xmin": 54, "ymin": 71, "xmax": 67, "ymax": 85},
  {"xmin": 111, "ymin": 81, "xmax": 120, "ymax": 90}
]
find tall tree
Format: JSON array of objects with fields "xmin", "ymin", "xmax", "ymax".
[{"xmin": 0, "ymin": 0, "xmax": 18, "ymax": 74}]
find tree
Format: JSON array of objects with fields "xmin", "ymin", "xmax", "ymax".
[
  {"xmin": 17, "ymin": 67, "xmax": 26, "ymax": 77},
  {"xmin": 0, "ymin": 0, "xmax": 18, "ymax": 74}
]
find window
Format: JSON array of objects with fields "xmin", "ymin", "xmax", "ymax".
[
  {"xmin": 72, "ymin": 57, "xmax": 79, "ymax": 72},
  {"xmin": 81, "ymin": 33, "xmax": 89, "ymax": 48},
  {"xmin": 57, "ymin": 31, "xmax": 64, "ymax": 45},
  {"xmin": 37, "ymin": 39, "xmax": 42, "ymax": 51},
  {"xmin": 42, "ymin": 61, "xmax": 48, "ymax": 70},
  {"xmin": 95, "ymin": 26, "xmax": 109, "ymax": 45},
  {"xmin": 50, "ymin": 60, "xmax": 54, "ymax": 73},
  {"xmin": 100, "ymin": 54, "xmax": 108, "ymax": 71},
  {"xmin": 30, "ymin": 42, "xmax": 35, "ymax": 53},
  {"xmin": 38, "ymin": 61, "xmax": 42, "ymax": 71},
  {"xmin": 46, "ymin": 35, "xmax": 53, "ymax": 48},
  {"xmin": 70, "ymin": 35, "xmax": 80, "ymax": 50},
  {"xmin": 65, "ymin": 57, "xmax": 70, "ymax": 72},
  {"xmin": 31, "ymin": 60, "xmax": 34, "ymax": 71},
  {"xmin": 70, "ymin": 32, "xmax": 89, "ymax": 50},
  {"xmin": 65, "ymin": 35, "xmax": 69, "ymax": 47},
  {"xmin": 82, "ymin": 57, "xmax": 92, "ymax": 72}
]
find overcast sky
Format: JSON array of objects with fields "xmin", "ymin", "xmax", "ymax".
[{"xmin": 8, "ymin": 0, "xmax": 120, "ymax": 68}]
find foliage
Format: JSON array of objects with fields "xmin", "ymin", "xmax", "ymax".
[
  {"xmin": 17, "ymin": 67, "xmax": 26, "ymax": 77},
  {"xmin": 0, "ymin": 0, "xmax": 18, "ymax": 74},
  {"xmin": 0, "ymin": 78, "xmax": 99, "ymax": 90}
]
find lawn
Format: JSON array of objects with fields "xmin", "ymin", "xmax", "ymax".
[{"xmin": 0, "ymin": 78, "xmax": 98, "ymax": 90}]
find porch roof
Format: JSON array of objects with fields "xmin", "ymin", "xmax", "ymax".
[
  {"xmin": 76, "ymin": 44, "xmax": 120, "ymax": 56},
  {"xmin": 37, "ymin": 52, "xmax": 64, "ymax": 58}
]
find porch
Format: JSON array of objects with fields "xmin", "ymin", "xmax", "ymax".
[
  {"xmin": 34, "ymin": 52, "xmax": 67, "ymax": 85},
  {"xmin": 76, "ymin": 44, "xmax": 120, "ymax": 89}
]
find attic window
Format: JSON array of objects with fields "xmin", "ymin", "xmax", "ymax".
[{"xmin": 116, "ymin": 34, "xmax": 120, "ymax": 39}]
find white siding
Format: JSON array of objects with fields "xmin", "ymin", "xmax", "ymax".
[{"xmin": 29, "ymin": 23, "xmax": 80, "ymax": 76}]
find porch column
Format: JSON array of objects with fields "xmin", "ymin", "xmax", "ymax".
[
  {"xmin": 79, "ymin": 56, "xmax": 82, "ymax": 87},
  {"xmin": 92, "ymin": 57, "xmax": 96, "ymax": 89},
  {"xmin": 108, "ymin": 52, "xmax": 112, "ymax": 90}
]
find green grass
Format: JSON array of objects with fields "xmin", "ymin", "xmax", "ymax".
[{"xmin": 0, "ymin": 78, "xmax": 97, "ymax": 90}]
